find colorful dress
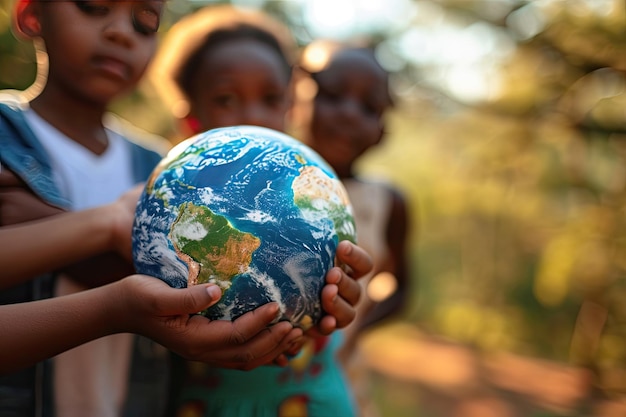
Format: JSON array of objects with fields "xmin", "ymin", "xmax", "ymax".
[{"xmin": 171, "ymin": 332, "xmax": 355, "ymax": 417}]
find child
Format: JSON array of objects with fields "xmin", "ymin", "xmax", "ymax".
[
  {"xmin": 150, "ymin": 5, "xmax": 362, "ymax": 416},
  {"xmin": 1, "ymin": 1, "xmax": 170, "ymax": 416},
  {"xmin": 149, "ymin": 4, "xmax": 295, "ymax": 144},
  {"xmin": 0, "ymin": 3, "xmax": 370, "ymax": 416},
  {"xmin": 294, "ymin": 39, "xmax": 411, "ymax": 417}
]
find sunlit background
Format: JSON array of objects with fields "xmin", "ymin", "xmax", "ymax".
[{"xmin": 3, "ymin": 0, "xmax": 626, "ymax": 415}]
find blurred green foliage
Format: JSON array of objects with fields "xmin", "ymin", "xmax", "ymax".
[
  {"xmin": 0, "ymin": 0, "xmax": 36, "ymax": 91},
  {"xmin": 353, "ymin": 1, "xmax": 626, "ymax": 411}
]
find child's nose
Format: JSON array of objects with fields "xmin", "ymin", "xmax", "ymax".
[
  {"xmin": 241, "ymin": 104, "xmax": 267, "ymax": 127},
  {"xmin": 102, "ymin": 10, "xmax": 135, "ymax": 47},
  {"xmin": 338, "ymin": 97, "xmax": 362, "ymax": 121}
]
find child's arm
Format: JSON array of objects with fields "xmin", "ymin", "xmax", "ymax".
[
  {"xmin": 0, "ymin": 185, "xmax": 141, "ymax": 289},
  {"xmin": 0, "ymin": 275, "xmax": 302, "ymax": 375}
]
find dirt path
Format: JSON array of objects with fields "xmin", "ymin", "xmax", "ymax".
[{"xmin": 358, "ymin": 323, "xmax": 626, "ymax": 416}]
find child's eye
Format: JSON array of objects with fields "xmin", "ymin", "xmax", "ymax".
[
  {"xmin": 213, "ymin": 94, "xmax": 238, "ymax": 108},
  {"xmin": 132, "ymin": 4, "xmax": 162, "ymax": 35},
  {"xmin": 73, "ymin": 1, "xmax": 162, "ymax": 35},
  {"xmin": 73, "ymin": 0, "xmax": 109, "ymax": 15},
  {"xmin": 317, "ymin": 86, "xmax": 340, "ymax": 102},
  {"xmin": 362, "ymin": 102, "xmax": 380, "ymax": 116},
  {"xmin": 264, "ymin": 94, "xmax": 285, "ymax": 108}
]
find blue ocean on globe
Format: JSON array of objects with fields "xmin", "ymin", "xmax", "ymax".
[{"xmin": 132, "ymin": 125, "xmax": 356, "ymax": 329}]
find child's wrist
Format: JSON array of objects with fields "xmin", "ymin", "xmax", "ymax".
[
  {"xmin": 99, "ymin": 202, "xmax": 129, "ymax": 255},
  {"xmin": 101, "ymin": 279, "xmax": 132, "ymax": 334}
]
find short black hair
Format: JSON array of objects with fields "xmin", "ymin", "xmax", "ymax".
[{"xmin": 175, "ymin": 23, "xmax": 292, "ymax": 100}]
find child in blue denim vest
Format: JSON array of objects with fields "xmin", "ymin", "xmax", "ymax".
[{"xmin": 0, "ymin": 2, "xmax": 168, "ymax": 416}]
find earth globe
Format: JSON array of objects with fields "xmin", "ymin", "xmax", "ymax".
[{"xmin": 132, "ymin": 125, "xmax": 356, "ymax": 330}]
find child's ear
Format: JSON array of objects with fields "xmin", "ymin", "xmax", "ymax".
[{"xmin": 13, "ymin": 1, "xmax": 42, "ymax": 40}]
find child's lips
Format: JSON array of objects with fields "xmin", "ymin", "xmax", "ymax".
[{"xmin": 93, "ymin": 56, "xmax": 130, "ymax": 80}]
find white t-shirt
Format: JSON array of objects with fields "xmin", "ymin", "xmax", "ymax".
[
  {"xmin": 24, "ymin": 109, "xmax": 135, "ymax": 210},
  {"xmin": 23, "ymin": 109, "xmax": 136, "ymax": 417}
]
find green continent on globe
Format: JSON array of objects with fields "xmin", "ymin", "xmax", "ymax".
[
  {"xmin": 292, "ymin": 166, "xmax": 356, "ymax": 243},
  {"xmin": 169, "ymin": 202, "xmax": 261, "ymax": 289}
]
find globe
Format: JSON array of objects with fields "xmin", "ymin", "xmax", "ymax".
[{"xmin": 132, "ymin": 125, "xmax": 356, "ymax": 329}]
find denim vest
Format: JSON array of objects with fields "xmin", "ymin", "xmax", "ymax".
[
  {"xmin": 0, "ymin": 97, "xmax": 162, "ymax": 210},
  {"xmin": 0, "ymin": 97, "xmax": 164, "ymax": 417}
]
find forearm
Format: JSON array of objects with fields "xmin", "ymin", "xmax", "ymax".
[
  {"xmin": 0, "ymin": 282, "xmax": 122, "ymax": 374},
  {"xmin": 0, "ymin": 207, "xmax": 115, "ymax": 288}
]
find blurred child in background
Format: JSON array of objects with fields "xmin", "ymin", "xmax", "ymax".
[
  {"xmin": 150, "ymin": 5, "xmax": 296, "ymax": 144},
  {"xmin": 293, "ymin": 39, "xmax": 411, "ymax": 417},
  {"xmin": 150, "ymin": 5, "xmax": 365, "ymax": 416}
]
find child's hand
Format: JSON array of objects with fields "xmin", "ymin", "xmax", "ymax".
[
  {"xmin": 115, "ymin": 275, "xmax": 303, "ymax": 370},
  {"xmin": 109, "ymin": 184, "xmax": 144, "ymax": 261},
  {"xmin": 316, "ymin": 240, "xmax": 373, "ymax": 336},
  {"xmin": 281, "ymin": 241, "xmax": 371, "ymax": 356}
]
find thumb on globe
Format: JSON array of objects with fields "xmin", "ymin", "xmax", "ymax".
[{"xmin": 172, "ymin": 284, "xmax": 223, "ymax": 315}]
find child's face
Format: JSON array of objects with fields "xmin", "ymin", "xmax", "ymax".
[
  {"xmin": 187, "ymin": 38, "xmax": 291, "ymax": 132},
  {"xmin": 309, "ymin": 50, "xmax": 390, "ymax": 177},
  {"xmin": 33, "ymin": 0, "xmax": 163, "ymax": 105}
]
